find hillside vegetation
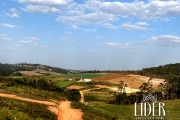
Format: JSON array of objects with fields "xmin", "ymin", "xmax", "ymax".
[
  {"xmin": 0, "ymin": 63, "xmax": 68, "ymax": 76},
  {"xmin": 140, "ymin": 63, "xmax": 180, "ymax": 78}
]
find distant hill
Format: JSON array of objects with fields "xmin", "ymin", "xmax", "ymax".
[
  {"xmin": 140, "ymin": 63, "xmax": 180, "ymax": 78},
  {"xmin": 0, "ymin": 63, "xmax": 68, "ymax": 76}
]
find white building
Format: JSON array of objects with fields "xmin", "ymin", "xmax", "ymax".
[
  {"xmin": 84, "ymin": 79, "xmax": 92, "ymax": 82},
  {"xmin": 77, "ymin": 78, "xmax": 92, "ymax": 82}
]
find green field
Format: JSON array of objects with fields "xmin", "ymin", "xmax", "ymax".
[
  {"xmin": 59, "ymin": 73, "xmax": 108, "ymax": 79},
  {"xmin": 56, "ymin": 80, "xmax": 76, "ymax": 87}
]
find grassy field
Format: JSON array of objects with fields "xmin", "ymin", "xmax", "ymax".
[
  {"xmin": 83, "ymin": 88, "xmax": 180, "ymax": 120},
  {"xmin": 59, "ymin": 73, "xmax": 108, "ymax": 79},
  {"xmin": 56, "ymin": 80, "xmax": 76, "ymax": 88}
]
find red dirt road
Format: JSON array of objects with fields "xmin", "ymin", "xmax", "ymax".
[{"xmin": 58, "ymin": 100, "xmax": 83, "ymax": 120}]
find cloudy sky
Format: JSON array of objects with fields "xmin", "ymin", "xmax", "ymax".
[{"xmin": 0, "ymin": 0, "xmax": 180, "ymax": 70}]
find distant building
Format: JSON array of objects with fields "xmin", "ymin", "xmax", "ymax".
[
  {"xmin": 77, "ymin": 78, "xmax": 91, "ymax": 82},
  {"xmin": 84, "ymin": 79, "xmax": 92, "ymax": 82}
]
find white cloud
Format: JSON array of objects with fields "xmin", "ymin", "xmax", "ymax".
[
  {"xmin": 0, "ymin": 23, "xmax": 16, "ymax": 28},
  {"xmin": 10, "ymin": 8, "xmax": 18, "ymax": 13},
  {"xmin": 20, "ymin": 40, "xmax": 33, "ymax": 43},
  {"xmin": 24, "ymin": 37, "xmax": 39, "ymax": 41},
  {"xmin": 5, "ymin": 8, "xmax": 20, "ymax": 18},
  {"xmin": 56, "ymin": 12, "xmax": 117, "ymax": 24},
  {"xmin": 141, "ymin": 35, "xmax": 146, "ymax": 38},
  {"xmin": 16, "ymin": 0, "xmax": 180, "ymax": 28},
  {"xmin": 135, "ymin": 22, "xmax": 149, "ymax": 26},
  {"xmin": 18, "ymin": 0, "xmax": 72, "ymax": 13},
  {"xmin": 39, "ymin": 45, "xmax": 49, "ymax": 48},
  {"xmin": 60, "ymin": 37, "xmax": 74, "ymax": 42},
  {"xmin": 0, "ymin": 34, "xmax": 6, "ymax": 37},
  {"xmin": 95, "ymin": 36, "xmax": 102, "ymax": 39},
  {"xmin": 20, "ymin": 37, "xmax": 39, "ymax": 43},
  {"xmin": 0, "ymin": 34, "xmax": 12, "ymax": 41},
  {"xmin": 6, "ymin": 13, "xmax": 19, "ymax": 18},
  {"xmin": 102, "ymin": 23, "xmax": 118, "ymax": 29},
  {"xmin": 56, "ymin": 0, "xmax": 180, "ymax": 25},
  {"xmin": 71, "ymin": 25, "xmax": 81, "ymax": 30},
  {"xmin": 18, "ymin": 0, "xmax": 72, "ymax": 6},
  {"xmin": 84, "ymin": 29, "xmax": 96, "ymax": 32},
  {"xmin": 121, "ymin": 21, "xmax": 149, "ymax": 30},
  {"xmin": 21, "ymin": 5, "xmax": 61, "ymax": 13},
  {"xmin": 146, "ymin": 35, "xmax": 180, "ymax": 47},
  {"xmin": 99, "ymin": 1, "xmax": 180, "ymax": 19},
  {"xmin": 104, "ymin": 42, "xmax": 134, "ymax": 49}
]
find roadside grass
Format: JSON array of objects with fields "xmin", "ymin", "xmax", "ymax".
[
  {"xmin": 0, "ymin": 97, "xmax": 56, "ymax": 120},
  {"xmin": 56, "ymin": 80, "xmax": 76, "ymax": 88},
  {"xmin": 162, "ymin": 99, "xmax": 180, "ymax": 119},
  {"xmin": 0, "ymin": 85, "xmax": 65, "ymax": 101},
  {"xmin": 84, "ymin": 88, "xmax": 113, "ymax": 102}
]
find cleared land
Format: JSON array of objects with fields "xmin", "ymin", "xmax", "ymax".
[
  {"xmin": 67, "ymin": 85, "xmax": 85, "ymax": 90},
  {"xmin": 92, "ymin": 74, "xmax": 164, "ymax": 89}
]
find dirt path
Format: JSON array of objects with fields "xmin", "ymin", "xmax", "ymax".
[
  {"xmin": 58, "ymin": 100, "xmax": 83, "ymax": 120},
  {"xmin": 0, "ymin": 93, "xmax": 83, "ymax": 120},
  {"xmin": 79, "ymin": 91, "xmax": 84, "ymax": 103},
  {"xmin": 0, "ymin": 93, "xmax": 56, "ymax": 106}
]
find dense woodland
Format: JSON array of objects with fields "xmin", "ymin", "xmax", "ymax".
[{"xmin": 141, "ymin": 63, "xmax": 180, "ymax": 77}]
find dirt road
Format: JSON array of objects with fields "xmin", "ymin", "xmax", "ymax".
[
  {"xmin": 58, "ymin": 100, "xmax": 83, "ymax": 120},
  {"xmin": 0, "ymin": 93, "xmax": 83, "ymax": 120},
  {"xmin": 0, "ymin": 93, "xmax": 56, "ymax": 106}
]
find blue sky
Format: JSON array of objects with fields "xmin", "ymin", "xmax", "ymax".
[{"xmin": 0, "ymin": 0, "xmax": 180, "ymax": 70}]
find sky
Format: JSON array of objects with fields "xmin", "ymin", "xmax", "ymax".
[{"xmin": 0, "ymin": 0, "xmax": 180, "ymax": 70}]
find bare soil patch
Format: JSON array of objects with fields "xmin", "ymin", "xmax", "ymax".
[
  {"xmin": 92, "ymin": 74, "xmax": 164, "ymax": 89},
  {"xmin": 67, "ymin": 85, "xmax": 85, "ymax": 90}
]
